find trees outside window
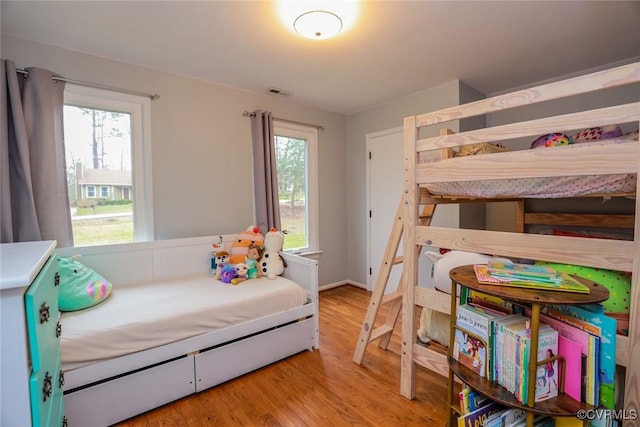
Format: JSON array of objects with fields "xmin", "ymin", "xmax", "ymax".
[
  {"xmin": 273, "ymin": 121, "xmax": 318, "ymax": 253},
  {"xmin": 64, "ymin": 85, "xmax": 153, "ymax": 247}
]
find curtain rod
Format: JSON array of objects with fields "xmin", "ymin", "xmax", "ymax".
[
  {"xmin": 16, "ymin": 68, "xmax": 160, "ymax": 100},
  {"xmin": 242, "ymin": 111, "xmax": 324, "ymax": 130}
]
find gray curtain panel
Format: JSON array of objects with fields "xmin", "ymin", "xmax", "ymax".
[
  {"xmin": 0, "ymin": 59, "xmax": 73, "ymax": 246},
  {"xmin": 250, "ymin": 110, "xmax": 281, "ymax": 235}
]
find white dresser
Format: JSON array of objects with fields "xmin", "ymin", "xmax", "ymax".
[{"xmin": 1, "ymin": 240, "xmax": 63, "ymax": 427}]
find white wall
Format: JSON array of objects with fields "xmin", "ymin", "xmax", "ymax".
[
  {"xmin": 345, "ymin": 80, "xmax": 469, "ymax": 286},
  {"xmin": 1, "ymin": 35, "xmax": 348, "ymax": 287}
]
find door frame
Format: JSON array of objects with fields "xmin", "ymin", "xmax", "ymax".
[{"xmin": 365, "ymin": 126, "xmax": 403, "ymax": 291}]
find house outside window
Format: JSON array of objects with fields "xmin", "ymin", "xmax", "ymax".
[
  {"xmin": 273, "ymin": 121, "xmax": 318, "ymax": 253},
  {"xmin": 64, "ymin": 85, "xmax": 153, "ymax": 247}
]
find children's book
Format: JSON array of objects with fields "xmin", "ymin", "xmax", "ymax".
[
  {"xmin": 532, "ymin": 326, "xmax": 559, "ymax": 403},
  {"xmin": 473, "ymin": 265, "xmax": 590, "ymax": 294},
  {"xmin": 482, "ymin": 408, "xmax": 526, "ymax": 427},
  {"xmin": 557, "ymin": 335, "xmax": 582, "ymax": 402},
  {"xmin": 486, "ymin": 261, "xmax": 560, "ymax": 282},
  {"xmin": 539, "ymin": 312, "xmax": 599, "ymax": 406},
  {"xmin": 454, "ymin": 304, "xmax": 497, "ymax": 378},
  {"xmin": 548, "ymin": 305, "xmax": 616, "ymax": 409},
  {"xmin": 457, "ymin": 401, "xmax": 504, "ymax": 427}
]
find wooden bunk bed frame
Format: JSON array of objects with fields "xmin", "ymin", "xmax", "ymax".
[{"xmin": 401, "ymin": 62, "xmax": 640, "ymax": 420}]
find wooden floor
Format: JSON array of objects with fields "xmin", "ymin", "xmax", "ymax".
[{"xmin": 116, "ymin": 285, "xmax": 451, "ymax": 426}]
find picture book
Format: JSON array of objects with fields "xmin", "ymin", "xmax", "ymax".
[
  {"xmin": 473, "ymin": 265, "xmax": 591, "ymax": 294},
  {"xmin": 454, "ymin": 304, "xmax": 497, "ymax": 378},
  {"xmin": 548, "ymin": 305, "xmax": 616, "ymax": 409},
  {"xmin": 459, "ymin": 385, "xmax": 489, "ymax": 414},
  {"xmin": 538, "ymin": 312, "xmax": 599, "ymax": 406},
  {"xmin": 486, "ymin": 261, "xmax": 560, "ymax": 282},
  {"xmin": 460, "ymin": 287, "xmax": 523, "ymax": 316},
  {"xmin": 482, "ymin": 408, "xmax": 526, "ymax": 427},
  {"xmin": 457, "ymin": 401, "xmax": 504, "ymax": 427},
  {"xmin": 532, "ymin": 326, "xmax": 559, "ymax": 403},
  {"xmin": 557, "ymin": 335, "xmax": 582, "ymax": 402}
]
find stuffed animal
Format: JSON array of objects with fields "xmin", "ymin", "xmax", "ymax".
[
  {"xmin": 231, "ymin": 263, "xmax": 250, "ymax": 285},
  {"xmin": 229, "ymin": 226, "xmax": 264, "ymax": 265},
  {"xmin": 219, "ymin": 264, "xmax": 237, "ymax": 284},
  {"xmin": 260, "ymin": 228, "xmax": 287, "ymax": 279},
  {"xmin": 214, "ymin": 250, "xmax": 230, "ymax": 280},
  {"xmin": 245, "ymin": 243, "xmax": 264, "ymax": 279}
]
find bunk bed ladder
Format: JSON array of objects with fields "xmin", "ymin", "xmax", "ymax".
[{"xmin": 353, "ymin": 196, "xmax": 435, "ymax": 365}]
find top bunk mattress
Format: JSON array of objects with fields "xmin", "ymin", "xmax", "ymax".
[
  {"xmin": 425, "ymin": 139, "xmax": 637, "ymax": 199},
  {"xmin": 60, "ymin": 275, "xmax": 308, "ymax": 371}
]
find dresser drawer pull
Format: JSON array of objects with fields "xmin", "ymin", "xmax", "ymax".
[
  {"xmin": 59, "ymin": 371, "xmax": 65, "ymax": 388},
  {"xmin": 39, "ymin": 302, "xmax": 50, "ymax": 324},
  {"xmin": 54, "ymin": 271, "xmax": 60, "ymax": 287},
  {"xmin": 56, "ymin": 320, "xmax": 62, "ymax": 338},
  {"xmin": 42, "ymin": 371, "xmax": 52, "ymax": 402}
]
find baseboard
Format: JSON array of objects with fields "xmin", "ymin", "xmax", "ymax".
[{"xmin": 319, "ymin": 280, "xmax": 367, "ymax": 292}]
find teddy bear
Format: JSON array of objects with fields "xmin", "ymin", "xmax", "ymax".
[{"xmin": 260, "ymin": 228, "xmax": 287, "ymax": 279}]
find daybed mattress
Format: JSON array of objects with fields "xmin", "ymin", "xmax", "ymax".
[
  {"xmin": 426, "ymin": 139, "xmax": 637, "ymax": 199},
  {"xmin": 60, "ymin": 275, "xmax": 308, "ymax": 371}
]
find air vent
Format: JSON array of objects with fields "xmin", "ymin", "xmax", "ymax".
[{"xmin": 266, "ymin": 87, "xmax": 293, "ymax": 97}]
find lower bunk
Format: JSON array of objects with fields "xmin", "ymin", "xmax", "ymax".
[{"xmin": 56, "ymin": 235, "xmax": 319, "ymax": 426}]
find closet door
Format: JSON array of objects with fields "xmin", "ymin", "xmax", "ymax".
[{"xmin": 366, "ymin": 127, "xmax": 404, "ymax": 293}]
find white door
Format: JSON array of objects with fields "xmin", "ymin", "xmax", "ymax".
[{"xmin": 366, "ymin": 127, "xmax": 403, "ymax": 293}]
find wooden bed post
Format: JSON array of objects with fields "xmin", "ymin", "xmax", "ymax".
[
  {"xmin": 401, "ymin": 115, "xmax": 419, "ymax": 399},
  {"xmin": 623, "ymin": 160, "xmax": 640, "ymax": 425}
]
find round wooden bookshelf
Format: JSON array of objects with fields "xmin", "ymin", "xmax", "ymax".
[
  {"xmin": 449, "ymin": 265, "xmax": 610, "ymax": 306},
  {"xmin": 446, "ymin": 264, "xmax": 609, "ymax": 427}
]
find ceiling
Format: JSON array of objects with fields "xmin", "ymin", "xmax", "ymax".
[{"xmin": 2, "ymin": 1, "xmax": 640, "ymax": 115}]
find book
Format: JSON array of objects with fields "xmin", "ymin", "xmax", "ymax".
[
  {"xmin": 538, "ymin": 312, "xmax": 598, "ymax": 405},
  {"xmin": 548, "ymin": 305, "xmax": 616, "ymax": 409},
  {"xmin": 557, "ymin": 335, "xmax": 582, "ymax": 402},
  {"xmin": 482, "ymin": 408, "xmax": 527, "ymax": 427},
  {"xmin": 457, "ymin": 401, "xmax": 505, "ymax": 427},
  {"xmin": 532, "ymin": 326, "xmax": 559, "ymax": 403},
  {"xmin": 454, "ymin": 304, "xmax": 497, "ymax": 378},
  {"xmin": 473, "ymin": 265, "xmax": 591, "ymax": 294},
  {"xmin": 486, "ymin": 261, "xmax": 560, "ymax": 282}
]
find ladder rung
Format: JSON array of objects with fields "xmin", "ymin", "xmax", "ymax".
[
  {"xmin": 381, "ymin": 290, "xmax": 402, "ymax": 305},
  {"xmin": 370, "ymin": 325, "xmax": 394, "ymax": 341},
  {"xmin": 393, "ymin": 256, "xmax": 403, "ymax": 265}
]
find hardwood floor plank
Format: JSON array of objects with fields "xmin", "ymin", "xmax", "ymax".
[{"xmin": 115, "ymin": 285, "xmax": 450, "ymax": 426}]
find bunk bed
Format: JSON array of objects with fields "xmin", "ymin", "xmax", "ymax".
[{"xmin": 401, "ymin": 62, "xmax": 640, "ymax": 419}]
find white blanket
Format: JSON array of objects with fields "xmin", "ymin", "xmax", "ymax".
[{"xmin": 61, "ymin": 275, "xmax": 307, "ymax": 371}]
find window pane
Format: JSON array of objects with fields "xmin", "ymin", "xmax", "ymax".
[
  {"xmin": 64, "ymin": 105, "xmax": 134, "ymax": 246},
  {"xmin": 274, "ymin": 135, "xmax": 307, "ymax": 251}
]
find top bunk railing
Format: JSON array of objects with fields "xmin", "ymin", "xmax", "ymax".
[{"xmin": 414, "ymin": 62, "xmax": 640, "ymax": 127}]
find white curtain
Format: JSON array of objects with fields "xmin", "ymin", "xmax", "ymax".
[
  {"xmin": 250, "ymin": 110, "xmax": 281, "ymax": 235},
  {"xmin": 1, "ymin": 59, "xmax": 73, "ymax": 246}
]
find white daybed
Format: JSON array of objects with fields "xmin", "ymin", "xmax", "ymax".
[{"xmin": 56, "ymin": 234, "xmax": 318, "ymax": 427}]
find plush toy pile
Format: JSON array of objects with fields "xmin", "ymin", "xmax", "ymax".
[{"xmin": 211, "ymin": 225, "xmax": 286, "ymax": 285}]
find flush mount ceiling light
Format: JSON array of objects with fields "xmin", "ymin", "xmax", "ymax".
[{"xmin": 294, "ymin": 10, "xmax": 343, "ymax": 40}]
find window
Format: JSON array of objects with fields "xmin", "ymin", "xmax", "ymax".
[
  {"xmin": 273, "ymin": 121, "xmax": 318, "ymax": 253},
  {"xmin": 64, "ymin": 85, "xmax": 153, "ymax": 247}
]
